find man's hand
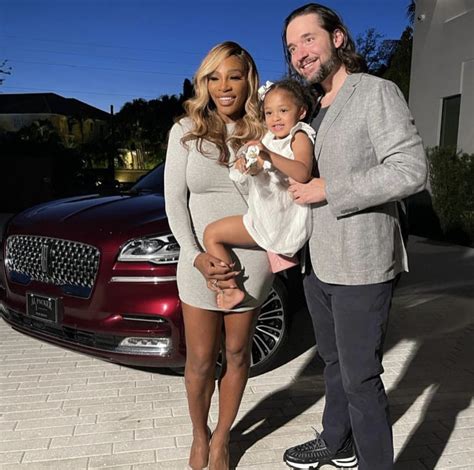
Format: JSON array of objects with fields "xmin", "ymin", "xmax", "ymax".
[
  {"xmin": 288, "ymin": 177, "xmax": 327, "ymax": 204},
  {"xmin": 193, "ymin": 253, "xmax": 239, "ymax": 281}
]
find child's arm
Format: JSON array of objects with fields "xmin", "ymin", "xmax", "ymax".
[{"xmin": 254, "ymin": 131, "xmax": 314, "ymax": 183}]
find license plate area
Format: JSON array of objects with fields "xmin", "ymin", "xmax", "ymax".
[{"xmin": 26, "ymin": 293, "xmax": 58, "ymax": 323}]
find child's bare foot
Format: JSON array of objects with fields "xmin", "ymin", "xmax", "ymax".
[
  {"xmin": 188, "ymin": 428, "xmax": 211, "ymax": 470},
  {"xmin": 216, "ymin": 288, "xmax": 245, "ymax": 310},
  {"xmin": 207, "ymin": 279, "xmax": 239, "ymax": 292}
]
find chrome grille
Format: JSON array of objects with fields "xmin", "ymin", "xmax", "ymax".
[{"xmin": 5, "ymin": 235, "xmax": 100, "ymax": 290}]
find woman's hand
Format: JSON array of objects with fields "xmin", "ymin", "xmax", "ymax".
[{"xmin": 193, "ymin": 252, "xmax": 240, "ymax": 281}]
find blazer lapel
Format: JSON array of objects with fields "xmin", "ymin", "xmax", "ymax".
[{"xmin": 313, "ymin": 73, "xmax": 362, "ymax": 160}]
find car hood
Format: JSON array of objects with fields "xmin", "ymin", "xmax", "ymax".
[{"xmin": 7, "ymin": 192, "xmax": 170, "ymax": 249}]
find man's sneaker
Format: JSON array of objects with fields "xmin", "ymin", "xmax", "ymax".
[{"xmin": 283, "ymin": 430, "xmax": 358, "ymax": 469}]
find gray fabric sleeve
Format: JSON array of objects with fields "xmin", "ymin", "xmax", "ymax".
[
  {"xmin": 164, "ymin": 121, "xmax": 202, "ymax": 265},
  {"xmin": 326, "ymin": 80, "xmax": 428, "ymax": 217}
]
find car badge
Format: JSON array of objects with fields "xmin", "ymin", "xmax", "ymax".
[{"xmin": 40, "ymin": 242, "xmax": 50, "ymax": 275}]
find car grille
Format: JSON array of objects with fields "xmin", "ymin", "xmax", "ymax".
[{"xmin": 5, "ymin": 235, "xmax": 100, "ymax": 297}]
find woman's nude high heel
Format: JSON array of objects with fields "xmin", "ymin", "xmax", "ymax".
[
  {"xmin": 208, "ymin": 434, "xmax": 229, "ymax": 470},
  {"xmin": 187, "ymin": 426, "xmax": 212, "ymax": 470}
]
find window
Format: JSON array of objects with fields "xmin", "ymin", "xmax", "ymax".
[{"xmin": 439, "ymin": 94, "xmax": 461, "ymax": 148}]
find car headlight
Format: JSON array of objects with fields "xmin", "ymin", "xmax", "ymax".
[{"xmin": 118, "ymin": 234, "xmax": 180, "ymax": 264}]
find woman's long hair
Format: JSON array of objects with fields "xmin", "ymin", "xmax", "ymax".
[
  {"xmin": 182, "ymin": 41, "xmax": 264, "ymax": 165},
  {"xmin": 282, "ymin": 3, "xmax": 367, "ymax": 79}
]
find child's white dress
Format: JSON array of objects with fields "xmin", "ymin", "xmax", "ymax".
[{"xmin": 229, "ymin": 122, "xmax": 315, "ymax": 257}]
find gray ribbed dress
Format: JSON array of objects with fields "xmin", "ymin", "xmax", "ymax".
[{"xmin": 164, "ymin": 117, "xmax": 274, "ymax": 312}]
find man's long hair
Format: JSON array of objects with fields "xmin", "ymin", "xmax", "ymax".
[{"xmin": 282, "ymin": 3, "xmax": 367, "ymax": 79}]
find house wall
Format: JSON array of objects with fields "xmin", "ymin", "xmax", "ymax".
[
  {"xmin": 0, "ymin": 113, "xmax": 69, "ymax": 135},
  {"xmin": 410, "ymin": 0, "xmax": 474, "ymax": 153},
  {"xmin": 69, "ymin": 118, "xmax": 107, "ymax": 144},
  {"xmin": 0, "ymin": 113, "xmax": 107, "ymax": 144}
]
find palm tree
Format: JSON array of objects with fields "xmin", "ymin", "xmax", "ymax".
[
  {"xmin": 0, "ymin": 59, "xmax": 12, "ymax": 85},
  {"xmin": 407, "ymin": 0, "xmax": 416, "ymax": 25}
]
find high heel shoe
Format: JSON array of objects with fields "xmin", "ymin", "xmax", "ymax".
[
  {"xmin": 208, "ymin": 435, "xmax": 229, "ymax": 470},
  {"xmin": 187, "ymin": 426, "xmax": 212, "ymax": 470}
]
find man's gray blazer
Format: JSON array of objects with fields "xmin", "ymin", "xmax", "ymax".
[{"xmin": 309, "ymin": 73, "xmax": 428, "ymax": 285}]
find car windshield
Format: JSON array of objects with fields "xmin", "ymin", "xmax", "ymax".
[{"xmin": 130, "ymin": 163, "xmax": 165, "ymax": 194}]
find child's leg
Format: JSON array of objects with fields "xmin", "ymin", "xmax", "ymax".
[
  {"xmin": 203, "ymin": 216, "xmax": 256, "ymax": 310},
  {"xmin": 203, "ymin": 215, "xmax": 255, "ymax": 265}
]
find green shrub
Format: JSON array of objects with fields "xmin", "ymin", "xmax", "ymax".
[{"xmin": 427, "ymin": 147, "xmax": 474, "ymax": 246}]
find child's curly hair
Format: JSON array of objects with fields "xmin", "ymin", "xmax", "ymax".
[{"xmin": 261, "ymin": 79, "xmax": 318, "ymax": 122}]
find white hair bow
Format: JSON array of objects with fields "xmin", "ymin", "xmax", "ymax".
[{"xmin": 257, "ymin": 80, "xmax": 274, "ymax": 101}]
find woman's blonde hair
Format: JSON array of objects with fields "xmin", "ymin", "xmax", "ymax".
[{"xmin": 182, "ymin": 41, "xmax": 264, "ymax": 165}]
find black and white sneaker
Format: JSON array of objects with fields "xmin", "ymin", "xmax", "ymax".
[{"xmin": 283, "ymin": 430, "xmax": 358, "ymax": 469}]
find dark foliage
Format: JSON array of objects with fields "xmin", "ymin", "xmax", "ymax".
[
  {"xmin": 0, "ymin": 59, "xmax": 12, "ymax": 85},
  {"xmin": 0, "ymin": 121, "xmax": 86, "ymax": 198},
  {"xmin": 356, "ymin": 28, "xmax": 397, "ymax": 76},
  {"xmin": 382, "ymin": 27, "xmax": 413, "ymax": 100},
  {"xmin": 427, "ymin": 147, "xmax": 474, "ymax": 246},
  {"xmin": 113, "ymin": 79, "xmax": 193, "ymax": 167}
]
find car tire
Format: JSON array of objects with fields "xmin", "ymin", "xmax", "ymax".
[{"xmin": 248, "ymin": 275, "xmax": 290, "ymax": 377}]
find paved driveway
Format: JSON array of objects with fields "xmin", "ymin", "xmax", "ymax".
[{"xmin": 1, "ymin": 237, "xmax": 473, "ymax": 469}]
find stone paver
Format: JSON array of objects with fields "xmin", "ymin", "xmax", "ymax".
[{"xmin": 1, "ymin": 237, "xmax": 473, "ymax": 469}]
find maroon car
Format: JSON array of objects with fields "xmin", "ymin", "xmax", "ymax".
[{"xmin": 0, "ymin": 164, "xmax": 292, "ymax": 375}]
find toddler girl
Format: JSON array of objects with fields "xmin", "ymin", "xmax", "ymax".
[{"xmin": 203, "ymin": 79, "xmax": 316, "ymax": 309}]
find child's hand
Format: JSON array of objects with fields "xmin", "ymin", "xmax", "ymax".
[
  {"xmin": 246, "ymin": 162, "xmax": 261, "ymax": 176},
  {"xmin": 246, "ymin": 140, "xmax": 269, "ymax": 154},
  {"xmin": 246, "ymin": 140, "xmax": 261, "ymax": 147},
  {"xmin": 241, "ymin": 141, "xmax": 268, "ymax": 175},
  {"xmin": 246, "ymin": 140, "xmax": 271, "ymax": 161},
  {"xmin": 234, "ymin": 157, "xmax": 247, "ymax": 173}
]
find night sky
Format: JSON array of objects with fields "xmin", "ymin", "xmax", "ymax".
[{"xmin": 1, "ymin": 0, "xmax": 412, "ymax": 112}]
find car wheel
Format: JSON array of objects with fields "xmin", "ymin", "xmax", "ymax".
[{"xmin": 248, "ymin": 275, "xmax": 289, "ymax": 376}]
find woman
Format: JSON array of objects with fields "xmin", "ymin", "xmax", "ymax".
[{"xmin": 164, "ymin": 42, "xmax": 274, "ymax": 470}]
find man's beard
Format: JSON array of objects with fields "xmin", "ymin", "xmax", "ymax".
[{"xmin": 306, "ymin": 48, "xmax": 340, "ymax": 85}]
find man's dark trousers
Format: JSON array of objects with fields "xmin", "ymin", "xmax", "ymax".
[{"xmin": 303, "ymin": 269, "xmax": 394, "ymax": 470}]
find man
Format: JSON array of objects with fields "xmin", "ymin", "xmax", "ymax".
[{"xmin": 282, "ymin": 4, "xmax": 427, "ymax": 470}]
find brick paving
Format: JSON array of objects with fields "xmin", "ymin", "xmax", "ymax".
[{"xmin": 1, "ymin": 237, "xmax": 473, "ymax": 469}]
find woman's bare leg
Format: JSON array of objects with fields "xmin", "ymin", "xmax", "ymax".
[
  {"xmin": 182, "ymin": 303, "xmax": 223, "ymax": 470},
  {"xmin": 204, "ymin": 216, "xmax": 256, "ymax": 309},
  {"xmin": 209, "ymin": 308, "xmax": 260, "ymax": 470}
]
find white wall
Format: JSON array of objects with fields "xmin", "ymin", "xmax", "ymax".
[{"xmin": 410, "ymin": 0, "xmax": 474, "ymax": 153}]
